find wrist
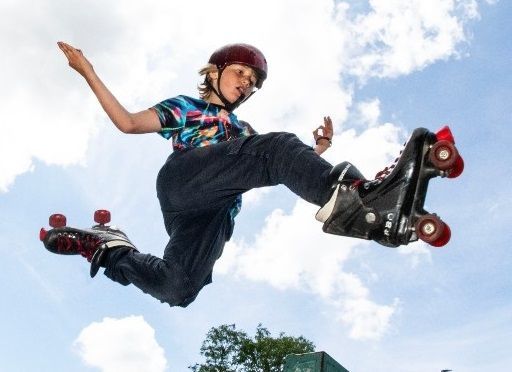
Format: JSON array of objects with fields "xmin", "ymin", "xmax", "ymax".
[
  {"xmin": 315, "ymin": 136, "xmax": 332, "ymax": 147},
  {"xmin": 82, "ymin": 67, "xmax": 96, "ymax": 80}
]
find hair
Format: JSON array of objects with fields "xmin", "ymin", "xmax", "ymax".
[{"xmin": 197, "ymin": 63, "xmax": 218, "ymax": 100}]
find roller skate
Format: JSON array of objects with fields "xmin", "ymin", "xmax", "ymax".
[
  {"xmin": 316, "ymin": 126, "xmax": 464, "ymax": 247},
  {"xmin": 39, "ymin": 210, "xmax": 137, "ymax": 277}
]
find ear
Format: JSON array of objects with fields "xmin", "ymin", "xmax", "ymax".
[{"xmin": 208, "ymin": 70, "xmax": 219, "ymax": 82}]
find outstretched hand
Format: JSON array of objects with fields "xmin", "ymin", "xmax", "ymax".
[
  {"xmin": 57, "ymin": 41, "xmax": 94, "ymax": 77},
  {"xmin": 313, "ymin": 116, "xmax": 333, "ymax": 145}
]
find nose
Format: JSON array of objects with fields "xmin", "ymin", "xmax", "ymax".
[{"xmin": 240, "ymin": 76, "xmax": 250, "ymax": 88}]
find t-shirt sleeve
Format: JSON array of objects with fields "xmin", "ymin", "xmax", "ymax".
[{"xmin": 151, "ymin": 96, "xmax": 187, "ymax": 140}]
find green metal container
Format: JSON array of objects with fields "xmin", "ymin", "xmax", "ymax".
[{"xmin": 283, "ymin": 351, "xmax": 350, "ymax": 372}]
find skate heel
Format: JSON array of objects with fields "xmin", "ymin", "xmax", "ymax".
[{"xmin": 320, "ymin": 180, "xmax": 381, "ymax": 240}]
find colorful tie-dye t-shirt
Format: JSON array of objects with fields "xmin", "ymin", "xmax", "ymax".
[
  {"xmin": 152, "ymin": 95, "xmax": 256, "ymax": 221},
  {"xmin": 152, "ymin": 95, "xmax": 256, "ymax": 152}
]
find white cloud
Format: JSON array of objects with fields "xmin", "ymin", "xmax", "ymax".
[
  {"xmin": 0, "ymin": 0, "xmax": 485, "ymax": 192},
  {"xmin": 74, "ymin": 316, "xmax": 167, "ymax": 372},
  {"xmin": 337, "ymin": 297, "xmax": 399, "ymax": 340},
  {"xmin": 218, "ymin": 202, "xmax": 354, "ymax": 295},
  {"xmin": 216, "ymin": 200, "xmax": 398, "ymax": 340},
  {"xmin": 216, "ymin": 100, "xmax": 412, "ymax": 341},
  {"xmin": 397, "ymin": 243, "xmax": 432, "ymax": 268},
  {"xmin": 355, "ymin": 99, "xmax": 382, "ymax": 128},
  {"xmin": 0, "ymin": 0, "xmax": 487, "ymax": 344},
  {"xmin": 338, "ymin": 0, "xmax": 481, "ymax": 80},
  {"xmin": 242, "ymin": 187, "xmax": 273, "ymax": 207},
  {"xmin": 323, "ymin": 122, "xmax": 406, "ymax": 178}
]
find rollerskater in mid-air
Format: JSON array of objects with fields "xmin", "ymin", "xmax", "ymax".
[{"xmin": 41, "ymin": 42, "xmax": 463, "ymax": 307}]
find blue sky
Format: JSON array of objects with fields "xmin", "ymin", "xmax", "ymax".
[{"xmin": 1, "ymin": 0, "xmax": 511, "ymax": 371}]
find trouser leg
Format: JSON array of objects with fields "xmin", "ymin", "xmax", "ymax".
[
  {"xmin": 157, "ymin": 132, "xmax": 334, "ymax": 211},
  {"xmin": 104, "ymin": 203, "xmax": 234, "ymax": 308},
  {"xmin": 106, "ymin": 132, "xmax": 334, "ymax": 307}
]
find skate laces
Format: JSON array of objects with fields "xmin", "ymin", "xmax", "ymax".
[
  {"xmin": 373, "ymin": 145, "xmax": 405, "ymax": 182},
  {"xmin": 55, "ymin": 232, "xmax": 103, "ymax": 262},
  {"xmin": 351, "ymin": 179, "xmax": 364, "ymax": 188}
]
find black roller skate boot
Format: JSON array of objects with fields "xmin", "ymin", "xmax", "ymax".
[
  {"xmin": 316, "ymin": 126, "xmax": 464, "ymax": 247},
  {"xmin": 40, "ymin": 210, "xmax": 137, "ymax": 277}
]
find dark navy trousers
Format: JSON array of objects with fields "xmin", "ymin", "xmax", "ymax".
[{"xmin": 104, "ymin": 132, "xmax": 333, "ymax": 307}]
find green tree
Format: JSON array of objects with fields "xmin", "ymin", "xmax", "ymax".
[{"xmin": 190, "ymin": 324, "xmax": 315, "ymax": 372}]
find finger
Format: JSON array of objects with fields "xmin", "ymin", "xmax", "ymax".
[
  {"xmin": 61, "ymin": 48, "xmax": 74, "ymax": 61},
  {"xmin": 58, "ymin": 41, "xmax": 76, "ymax": 50},
  {"xmin": 58, "ymin": 42, "xmax": 81, "ymax": 56},
  {"xmin": 324, "ymin": 120, "xmax": 333, "ymax": 135},
  {"xmin": 58, "ymin": 42, "xmax": 74, "ymax": 58},
  {"xmin": 57, "ymin": 42, "xmax": 69, "ymax": 55},
  {"xmin": 58, "ymin": 42, "xmax": 73, "ymax": 52},
  {"xmin": 59, "ymin": 47, "xmax": 72, "ymax": 60}
]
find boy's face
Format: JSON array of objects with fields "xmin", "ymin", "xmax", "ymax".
[{"xmin": 210, "ymin": 64, "xmax": 258, "ymax": 104}]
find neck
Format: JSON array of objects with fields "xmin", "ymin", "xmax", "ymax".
[
  {"xmin": 206, "ymin": 91, "xmax": 239, "ymax": 113},
  {"xmin": 205, "ymin": 94, "xmax": 224, "ymax": 107}
]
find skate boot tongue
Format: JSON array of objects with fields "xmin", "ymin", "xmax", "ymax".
[
  {"xmin": 331, "ymin": 162, "xmax": 370, "ymax": 198},
  {"xmin": 330, "ymin": 162, "xmax": 367, "ymax": 184}
]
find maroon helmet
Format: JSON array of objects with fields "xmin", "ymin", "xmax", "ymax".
[{"xmin": 208, "ymin": 43, "xmax": 268, "ymax": 88}]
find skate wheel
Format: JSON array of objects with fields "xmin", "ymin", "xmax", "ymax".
[
  {"xmin": 429, "ymin": 140, "xmax": 458, "ymax": 170},
  {"xmin": 431, "ymin": 223, "xmax": 451, "ymax": 247},
  {"xmin": 39, "ymin": 228, "xmax": 48, "ymax": 241},
  {"xmin": 49, "ymin": 213, "xmax": 67, "ymax": 228},
  {"xmin": 415, "ymin": 214, "xmax": 450, "ymax": 246},
  {"xmin": 94, "ymin": 209, "xmax": 111, "ymax": 225},
  {"xmin": 435, "ymin": 125, "xmax": 455, "ymax": 143},
  {"xmin": 447, "ymin": 155, "xmax": 464, "ymax": 178}
]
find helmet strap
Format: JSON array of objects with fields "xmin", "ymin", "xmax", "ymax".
[{"xmin": 204, "ymin": 66, "xmax": 254, "ymax": 112}]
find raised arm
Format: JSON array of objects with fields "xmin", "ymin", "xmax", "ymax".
[
  {"xmin": 313, "ymin": 116, "xmax": 333, "ymax": 155},
  {"xmin": 57, "ymin": 42, "xmax": 161, "ymax": 134}
]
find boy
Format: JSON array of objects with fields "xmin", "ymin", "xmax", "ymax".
[
  {"xmin": 43, "ymin": 42, "xmax": 447, "ymax": 307},
  {"xmin": 42, "ymin": 42, "xmax": 342, "ymax": 307}
]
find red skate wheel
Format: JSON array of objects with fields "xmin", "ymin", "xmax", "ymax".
[
  {"xmin": 49, "ymin": 213, "xmax": 67, "ymax": 228},
  {"xmin": 435, "ymin": 125, "xmax": 455, "ymax": 143},
  {"xmin": 429, "ymin": 140, "xmax": 458, "ymax": 170},
  {"xmin": 447, "ymin": 155, "xmax": 464, "ymax": 179},
  {"xmin": 431, "ymin": 223, "xmax": 451, "ymax": 247},
  {"xmin": 94, "ymin": 209, "xmax": 111, "ymax": 225},
  {"xmin": 415, "ymin": 214, "xmax": 446, "ymax": 245},
  {"xmin": 39, "ymin": 228, "xmax": 48, "ymax": 241}
]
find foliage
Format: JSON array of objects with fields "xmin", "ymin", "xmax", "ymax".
[{"xmin": 189, "ymin": 324, "xmax": 315, "ymax": 372}]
